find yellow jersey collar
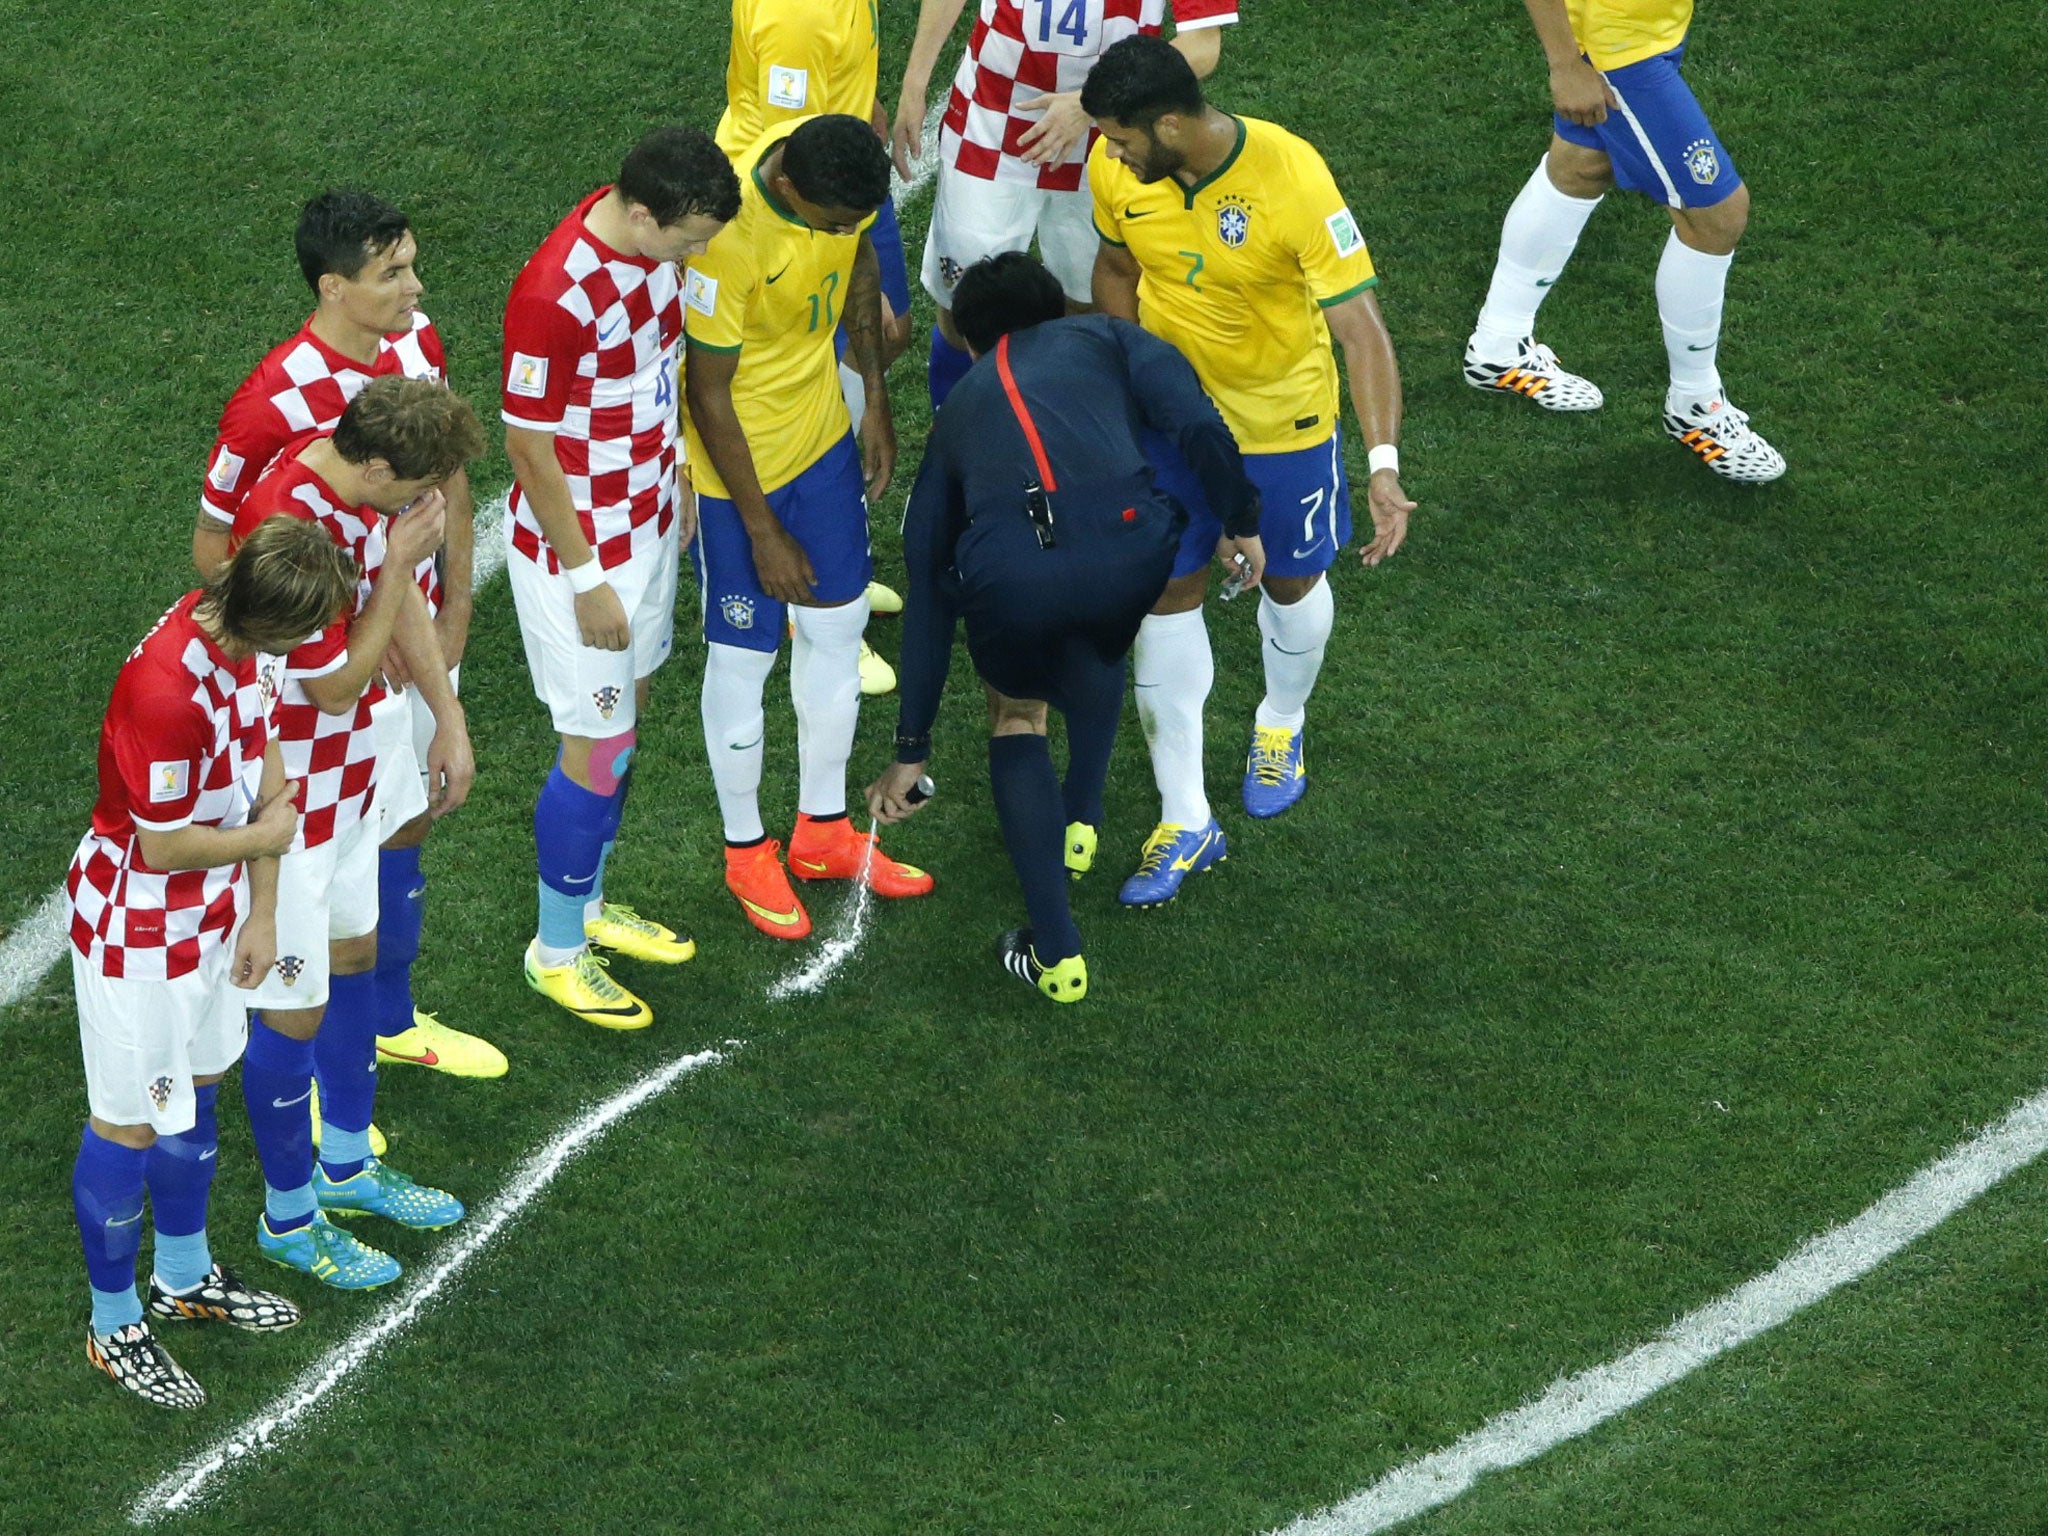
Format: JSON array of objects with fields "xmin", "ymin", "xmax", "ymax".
[{"xmin": 1173, "ymin": 116, "xmax": 1248, "ymax": 210}]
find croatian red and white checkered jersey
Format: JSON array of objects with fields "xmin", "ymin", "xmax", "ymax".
[
  {"xmin": 939, "ymin": 0, "xmax": 1238, "ymax": 191},
  {"xmin": 232, "ymin": 451, "xmax": 390, "ymax": 854},
  {"xmin": 200, "ymin": 310, "xmax": 447, "ymax": 611},
  {"xmin": 68, "ymin": 592, "xmax": 283, "ymax": 981},
  {"xmin": 502, "ymin": 187, "xmax": 683, "ymax": 574}
]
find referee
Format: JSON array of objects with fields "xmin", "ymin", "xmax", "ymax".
[{"xmin": 866, "ymin": 253, "xmax": 1263, "ymax": 1002}]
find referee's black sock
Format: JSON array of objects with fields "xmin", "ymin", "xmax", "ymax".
[
  {"xmin": 1059, "ymin": 650, "xmax": 1125, "ymax": 831},
  {"xmin": 989, "ymin": 733, "xmax": 1083, "ymax": 965}
]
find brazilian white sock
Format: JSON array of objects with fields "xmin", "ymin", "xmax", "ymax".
[
  {"xmin": 1472, "ymin": 156, "xmax": 1604, "ymax": 359},
  {"xmin": 1658, "ymin": 229, "xmax": 1733, "ymax": 405},
  {"xmin": 1254, "ymin": 578, "xmax": 1334, "ymax": 732},
  {"xmin": 702, "ymin": 642, "xmax": 776, "ymax": 842},
  {"xmin": 790, "ymin": 596, "xmax": 869, "ymax": 818},
  {"xmin": 1133, "ymin": 608, "xmax": 1214, "ymax": 828}
]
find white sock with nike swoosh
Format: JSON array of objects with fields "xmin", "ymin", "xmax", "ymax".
[
  {"xmin": 1255, "ymin": 577, "xmax": 1334, "ymax": 731},
  {"xmin": 791, "ymin": 595, "xmax": 869, "ymax": 819},
  {"xmin": 703, "ymin": 642, "xmax": 776, "ymax": 842},
  {"xmin": 1657, "ymin": 229, "xmax": 1733, "ymax": 404},
  {"xmin": 1134, "ymin": 608, "xmax": 1214, "ymax": 828},
  {"xmin": 1473, "ymin": 155, "xmax": 1603, "ymax": 361}
]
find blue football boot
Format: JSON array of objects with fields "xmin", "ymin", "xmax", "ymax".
[
  {"xmin": 1117, "ymin": 820, "xmax": 1228, "ymax": 908},
  {"xmin": 1242, "ymin": 724, "xmax": 1307, "ymax": 819}
]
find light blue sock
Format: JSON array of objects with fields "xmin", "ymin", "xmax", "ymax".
[
  {"xmin": 92, "ymin": 1284, "xmax": 145, "ymax": 1337},
  {"xmin": 264, "ymin": 1182, "xmax": 317, "ymax": 1232},
  {"xmin": 320, "ymin": 1125, "xmax": 373, "ymax": 1176},
  {"xmin": 151, "ymin": 1230, "xmax": 213, "ymax": 1294}
]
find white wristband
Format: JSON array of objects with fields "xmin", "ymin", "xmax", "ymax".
[
  {"xmin": 1367, "ymin": 443, "xmax": 1400, "ymax": 476},
  {"xmin": 563, "ymin": 557, "xmax": 608, "ymax": 595}
]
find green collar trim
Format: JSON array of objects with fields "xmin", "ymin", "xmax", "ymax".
[{"xmin": 753, "ymin": 148, "xmax": 806, "ymax": 228}]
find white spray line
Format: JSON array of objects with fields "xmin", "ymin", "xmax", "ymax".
[
  {"xmin": 130, "ymin": 1042, "xmax": 733, "ymax": 1524},
  {"xmin": 1268, "ymin": 1085, "xmax": 2048, "ymax": 1536},
  {"xmin": 0, "ymin": 494, "xmax": 511, "ymax": 1019},
  {"xmin": 766, "ymin": 829, "xmax": 879, "ymax": 1000}
]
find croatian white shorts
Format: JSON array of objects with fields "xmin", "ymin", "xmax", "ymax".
[
  {"xmin": 246, "ymin": 696, "xmax": 417, "ymax": 1012},
  {"xmin": 509, "ymin": 528, "xmax": 679, "ymax": 737},
  {"xmin": 921, "ymin": 168, "xmax": 1098, "ymax": 308},
  {"xmin": 74, "ymin": 945, "xmax": 249, "ymax": 1136}
]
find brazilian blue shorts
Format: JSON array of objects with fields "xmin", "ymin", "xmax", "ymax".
[
  {"xmin": 1554, "ymin": 44, "xmax": 1741, "ymax": 210},
  {"xmin": 871, "ymin": 195, "xmax": 912, "ymax": 317},
  {"xmin": 694, "ymin": 433, "xmax": 873, "ymax": 652},
  {"xmin": 1146, "ymin": 427, "xmax": 1351, "ymax": 581}
]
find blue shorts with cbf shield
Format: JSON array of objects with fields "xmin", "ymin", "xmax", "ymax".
[
  {"xmin": 1554, "ymin": 44, "xmax": 1741, "ymax": 210},
  {"xmin": 694, "ymin": 433, "xmax": 873, "ymax": 651},
  {"xmin": 1146, "ymin": 428, "xmax": 1351, "ymax": 582}
]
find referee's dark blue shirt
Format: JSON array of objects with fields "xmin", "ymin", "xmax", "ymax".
[{"xmin": 895, "ymin": 314, "xmax": 1258, "ymax": 742}]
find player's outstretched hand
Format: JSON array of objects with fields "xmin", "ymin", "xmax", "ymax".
[
  {"xmin": 575, "ymin": 582, "xmax": 632, "ymax": 651},
  {"xmin": 1017, "ymin": 90, "xmax": 1090, "ymax": 167},
  {"xmin": 754, "ymin": 524, "xmax": 818, "ymax": 606},
  {"xmin": 891, "ymin": 89, "xmax": 927, "ymax": 182},
  {"xmin": 426, "ymin": 712, "xmax": 475, "ymax": 819},
  {"xmin": 1359, "ymin": 470, "xmax": 1417, "ymax": 568},
  {"xmin": 1549, "ymin": 56, "xmax": 1617, "ymax": 125},
  {"xmin": 230, "ymin": 911, "xmax": 277, "ymax": 991},
  {"xmin": 386, "ymin": 488, "xmax": 448, "ymax": 572},
  {"xmin": 860, "ymin": 397, "xmax": 897, "ymax": 501},
  {"xmin": 249, "ymin": 781, "xmax": 299, "ymax": 859},
  {"xmin": 866, "ymin": 761, "xmax": 928, "ymax": 826}
]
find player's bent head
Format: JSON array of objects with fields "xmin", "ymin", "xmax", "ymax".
[
  {"xmin": 297, "ymin": 189, "xmax": 414, "ymax": 299},
  {"xmin": 781, "ymin": 115, "xmax": 892, "ymax": 234},
  {"xmin": 1080, "ymin": 37, "xmax": 1206, "ymax": 180},
  {"xmin": 952, "ymin": 253, "xmax": 1067, "ymax": 357},
  {"xmin": 332, "ymin": 375, "xmax": 487, "ymax": 502},
  {"xmin": 617, "ymin": 126, "xmax": 742, "ymax": 261},
  {"xmin": 206, "ymin": 515, "xmax": 360, "ymax": 656}
]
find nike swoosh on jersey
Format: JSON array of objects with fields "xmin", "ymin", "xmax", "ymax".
[
  {"xmin": 598, "ymin": 318, "xmax": 628, "ymax": 344},
  {"xmin": 271, "ymin": 1086, "xmax": 313, "ymax": 1110},
  {"xmin": 1124, "ymin": 208, "xmax": 1157, "ymax": 220},
  {"xmin": 378, "ymin": 1046, "xmax": 441, "ymax": 1066},
  {"xmin": 738, "ymin": 896, "xmax": 804, "ymax": 927},
  {"xmin": 766, "ymin": 265, "xmax": 792, "ymax": 284}
]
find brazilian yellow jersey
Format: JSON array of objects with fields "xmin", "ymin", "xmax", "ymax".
[
  {"xmin": 683, "ymin": 123, "xmax": 873, "ymax": 497},
  {"xmin": 1566, "ymin": 0, "xmax": 1693, "ymax": 71},
  {"xmin": 716, "ymin": 0, "xmax": 881, "ymax": 159},
  {"xmin": 1089, "ymin": 117, "xmax": 1377, "ymax": 456}
]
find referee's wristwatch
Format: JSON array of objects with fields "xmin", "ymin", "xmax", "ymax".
[{"xmin": 894, "ymin": 732, "xmax": 931, "ymax": 765}]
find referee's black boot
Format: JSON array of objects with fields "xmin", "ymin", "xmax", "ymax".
[{"xmin": 996, "ymin": 929, "xmax": 1088, "ymax": 1004}]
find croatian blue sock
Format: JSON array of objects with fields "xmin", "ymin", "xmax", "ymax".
[
  {"xmin": 587, "ymin": 766, "xmax": 636, "ymax": 921},
  {"xmin": 988, "ymin": 734, "xmax": 1082, "ymax": 965},
  {"xmin": 74, "ymin": 1125, "xmax": 148, "ymax": 1335},
  {"xmin": 314, "ymin": 969, "xmax": 379, "ymax": 1182},
  {"xmin": 146, "ymin": 1081, "xmax": 218, "ymax": 1292},
  {"xmin": 375, "ymin": 844, "xmax": 426, "ymax": 1036},
  {"xmin": 535, "ymin": 759, "xmax": 611, "ymax": 958},
  {"xmin": 242, "ymin": 1018, "xmax": 316, "ymax": 1233},
  {"xmin": 928, "ymin": 325, "xmax": 974, "ymax": 411}
]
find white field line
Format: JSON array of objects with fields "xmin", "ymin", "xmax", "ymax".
[
  {"xmin": 766, "ymin": 826, "xmax": 879, "ymax": 1000},
  {"xmin": 1269, "ymin": 1085, "xmax": 2048, "ymax": 1536},
  {"xmin": 130, "ymin": 1042, "xmax": 734, "ymax": 1524}
]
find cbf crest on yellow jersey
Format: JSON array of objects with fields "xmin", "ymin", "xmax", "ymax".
[
  {"xmin": 1565, "ymin": 0, "xmax": 1694, "ymax": 70},
  {"xmin": 716, "ymin": 0, "xmax": 882, "ymax": 159},
  {"xmin": 684, "ymin": 123, "xmax": 875, "ymax": 497},
  {"xmin": 1090, "ymin": 117, "xmax": 1377, "ymax": 455}
]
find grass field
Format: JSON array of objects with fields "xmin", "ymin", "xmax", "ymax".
[{"xmin": 4, "ymin": 0, "xmax": 2048, "ymax": 1530}]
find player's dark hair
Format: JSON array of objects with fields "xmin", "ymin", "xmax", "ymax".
[
  {"xmin": 952, "ymin": 253, "xmax": 1068, "ymax": 354},
  {"xmin": 332, "ymin": 375, "xmax": 487, "ymax": 482},
  {"xmin": 617, "ymin": 125, "xmax": 743, "ymax": 226},
  {"xmin": 206, "ymin": 515, "xmax": 360, "ymax": 654},
  {"xmin": 296, "ymin": 190, "xmax": 412, "ymax": 293},
  {"xmin": 781, "ymin": 114, "xmax": 891, "ymax": 214},
  {"xmin": 1079, "ymin": 36, "xmax": 1206, "ymax": 130}
]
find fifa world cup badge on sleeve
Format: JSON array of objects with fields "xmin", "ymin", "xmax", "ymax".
[
  {"xmin": 507, "ymin": 353, "xmax": 549, "ymax": 399},
  {"xmin": 1326, "ymin": 208, "xmax": 1365, "ymax": 258},
  {"xmin": 686, "ymin": 269, "xmax": 719, "ymax": 318}
]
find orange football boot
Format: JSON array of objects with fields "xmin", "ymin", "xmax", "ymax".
[
  {"xmin": 786, "ymin": 813, "xmax": 935, "ymax": 899},
  {"xmin": 724, "ymin": 839, "xmax": 812, "ymax": 941}
]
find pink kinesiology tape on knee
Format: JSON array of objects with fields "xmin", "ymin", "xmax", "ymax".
[{"xmin": 588, "ymin": 729, "xmax": 637, "ymax": 794}]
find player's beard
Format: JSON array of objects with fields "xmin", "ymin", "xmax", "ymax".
[{"xmin": 1134, "ymin": 145, "xmax": 1186, "ymax": 184}]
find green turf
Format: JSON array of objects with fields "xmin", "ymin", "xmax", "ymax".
[{"xmin": 4, "ymin": 0, "xmax": 2047, "ymax": 1532}]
